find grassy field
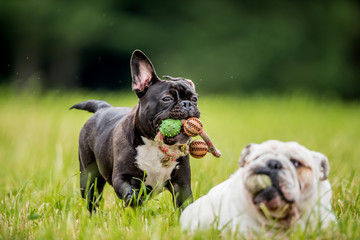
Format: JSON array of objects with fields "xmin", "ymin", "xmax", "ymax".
[{"xmin": 0, "ymin": 88, "xmax": 359, "ymax": 239}]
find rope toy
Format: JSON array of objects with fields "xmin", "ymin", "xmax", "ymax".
[
  {"xmin": 181, "ymin": 118, "xmax": 221, "ymax": 158},
  {"xmin": 154, "ymin": 130, "xmax": 189, "ymax": 166},
  {"xmin": 189, "ymin": 139, "xmax": 208, "ymax": 158},
  {"xmin": 156, "ymin": 118, "xmax": 221, "ymax": 160}
]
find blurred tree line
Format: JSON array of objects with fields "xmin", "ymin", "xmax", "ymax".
[{"xmin": 0, "ymin": 0, "xmax": 359, "ymax": 99}]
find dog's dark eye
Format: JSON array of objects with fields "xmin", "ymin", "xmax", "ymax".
[
  {"xmin": 162, "ymin": 96, "xmax": 173, "ymax": 102},
  {"xmin": 191, "ymin": 97, "xmax": 198, "ymax": 103},
  {"xmin": 290, "ymin": 159, "xmax": 303, "ymax": 168}
]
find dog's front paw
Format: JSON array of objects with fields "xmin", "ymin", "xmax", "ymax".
[{"xmin": 125, "ymin": 190, "xmax": 143, "ymax": 207}]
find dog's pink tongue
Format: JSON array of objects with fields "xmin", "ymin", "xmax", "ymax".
[
  {"xmin": 262, "ymin": 194, "xmax": 283, "ymax": 210},
  {"xmin": 253, "ymin": 186, "xmax": 284, "ymax": 210}
]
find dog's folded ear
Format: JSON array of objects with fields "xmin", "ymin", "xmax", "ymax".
[
  {"xmin": 131, "ymin": 50, "xmax": 160, "ymax": 97},
  {"xmin": 312, "ymin": 151, "xmax": 330, "ymax": 181},
  {"xmin": 163, "ymin": 76, "xmax": 196, "ymax": 90},
  {"xmin": 239, "ymin": 143, "xmax": 258, "ymax": 167}
]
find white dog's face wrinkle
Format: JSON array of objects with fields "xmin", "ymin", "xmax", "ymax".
[
  {"xmin": 242, "ymin": 144, "xmax": 318, "ymax": 222},
  {"xmin": 246, "ymin": 153, "xmax": 300, "ymax": 201}
]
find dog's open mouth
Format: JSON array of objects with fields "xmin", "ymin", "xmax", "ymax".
[
  {"xmin": 245, "ymin": 173, "xmax": 294, "ymax": 211},
  {"xmin": 155, "ymin": 118, "xmax": 192, "ymax": 145},
  {"xmin": 253, "ymin": 186, "xmax": 286, "ymax": 210},
  {"xmin": 163, "ymin": 128, "xmax": 191, "ymax": 145}
]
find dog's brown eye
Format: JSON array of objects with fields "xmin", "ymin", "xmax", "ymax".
[
  {"xmin": 191, "ymin": 97, "xmax": 198, "ymax": 103},
  {"xmin": 290, "ymin": 159, "xmax": 303, "ymax": 168},
  {"xmin": 162, "ymin": 96, "xmax": 173, "ymax": 102}
]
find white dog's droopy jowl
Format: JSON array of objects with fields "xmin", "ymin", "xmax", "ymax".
[{"xmin": 180, "ymin": 140, "xmax": 336, "ymax": 234}]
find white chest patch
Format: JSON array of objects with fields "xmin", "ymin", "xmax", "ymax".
[{"xmin": 135, "ymin": 137, "xmax": 178, "ymax": 191}]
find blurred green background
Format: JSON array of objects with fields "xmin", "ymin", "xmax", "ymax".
[
  {"xmin": 1, "ymin": 2, "xmax": 360, "ymax": 238},
  {"xmin": 1, "ymin": 0, "xmax": 359, "ymax": 99}
]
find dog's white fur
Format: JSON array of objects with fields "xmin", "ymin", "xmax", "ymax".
[
  {"xmin": 180, "ymin": 140, "xmax": 336, "ymax": 235},
  {"xmin": 136, "ymin": 137, "xmax": 178, "ymax": 191}
]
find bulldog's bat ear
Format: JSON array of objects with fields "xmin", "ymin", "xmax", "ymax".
[
  {"xmin": 312, "ymin": 151, "xmax": 330, "ymax": 181},
  {"xmin": 130, "ymin": 50, "xmax": 160, "ymax": 97},
  {"xmin": 239, "ymin": 143, "xmax": 257, "ymax": 167}
]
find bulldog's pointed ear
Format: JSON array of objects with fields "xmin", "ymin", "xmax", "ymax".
[
  {"xmin": 312, "ymin": 151, "xmax": 330, "ymax": 181},
  {"xmin": 130, "ymin": 50, "xmax": 160, "ymax": 97},
  {"xmin": 239, "ymin": 143, "xmax": 257, "ymax": 167}
]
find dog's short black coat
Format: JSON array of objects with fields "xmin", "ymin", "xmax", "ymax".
[{"xmin": 71, "ymin": 50, "xmax": 200, "ymax": 212}]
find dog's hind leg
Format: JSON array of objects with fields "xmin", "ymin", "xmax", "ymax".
[{"xmin": 79, "ymin": 149, "xmax": 106, "ymax": 213}]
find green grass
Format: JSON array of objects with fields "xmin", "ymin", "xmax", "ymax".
[{"xmin": 0, "ymin": 88, "xmax": 359, "ymax": 239}]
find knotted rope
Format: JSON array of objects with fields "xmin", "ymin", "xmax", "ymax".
[{"xmin": 154, "ymin": 132, "xmax": 189, "ymax": 167}]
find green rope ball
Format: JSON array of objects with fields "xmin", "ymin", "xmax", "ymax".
[{"xmin": 159, "ymin": 119, "xmax": 182, "ymax": 137}]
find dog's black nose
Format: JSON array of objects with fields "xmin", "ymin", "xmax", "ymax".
[
  {"xmin": 267, "ymin": 159, "xmax": 283, "ymax": 170},
  {"xmin": 181, "ymin": 100, "xmax": 192, "ymax": 111}
]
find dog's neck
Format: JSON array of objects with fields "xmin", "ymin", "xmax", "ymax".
[{"xmin": 134, "ymin": 103, "xmax": 152, "ymax": 139}]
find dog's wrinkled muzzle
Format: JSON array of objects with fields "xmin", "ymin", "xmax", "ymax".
[{"xmin": 248, "ymin": 159, "xmax": 300, "ymax": 210}]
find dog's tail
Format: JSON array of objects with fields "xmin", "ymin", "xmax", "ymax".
[{"xmin": 70, "ymin": 100, "xmax": 112, "ymax": 113}]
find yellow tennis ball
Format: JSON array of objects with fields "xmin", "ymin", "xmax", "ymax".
[{"xmin": 245, "ymin": 174, "xmax": 272, "ymax": 194}]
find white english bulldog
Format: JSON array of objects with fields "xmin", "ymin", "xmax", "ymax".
[{"xmin": 180, "ymin": 140, "xmax": 336, "ymax": 235}]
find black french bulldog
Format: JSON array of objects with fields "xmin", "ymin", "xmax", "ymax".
[{"xmin": 71, "ymin": 50, "xmax": 200, "ymax": 212}]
